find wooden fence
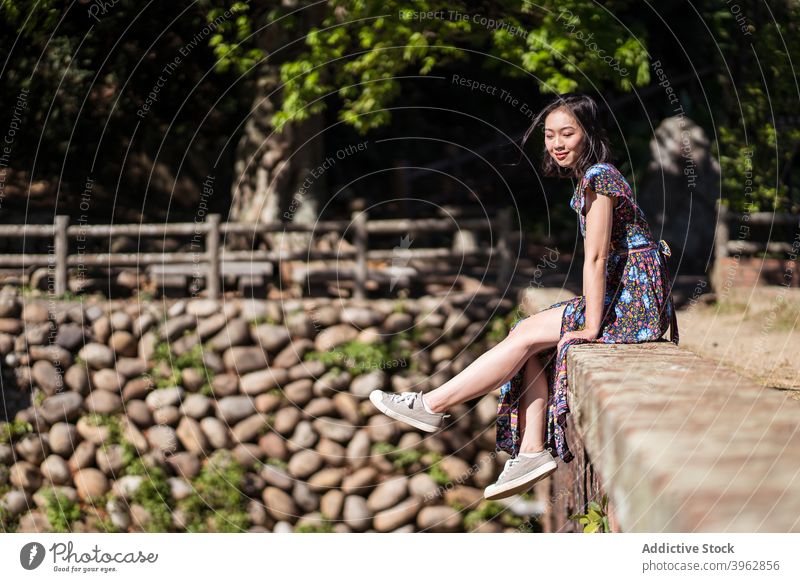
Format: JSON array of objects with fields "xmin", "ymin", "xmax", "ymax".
[
  {"xmin": 712, "ymin": 204, "xmax": 799, "ymax": 291},
  {"xmin": 0, "ymin": 209, "xmax": 514, "ymax": 299}
]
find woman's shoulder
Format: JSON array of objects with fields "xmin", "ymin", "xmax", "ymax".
[
  {"xmin": 581, "ymin": 161, "xmax": 630, "ymax": 195},
  {"xmin": 583, "ymin": 161, "xmax": 622, "ymax": 182}
]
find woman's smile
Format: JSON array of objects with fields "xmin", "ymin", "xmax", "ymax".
[{"xmin": 544, "ymin": 107, "xmax": 585, "ymax": 168}]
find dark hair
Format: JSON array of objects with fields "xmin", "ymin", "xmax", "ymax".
[{"xmin": 514, "ymin": 93, "xmax": 613, "ymax": 179}]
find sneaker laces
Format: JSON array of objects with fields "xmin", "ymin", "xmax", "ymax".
[
  {"xmin": 391, "ymin": 392, "xmax": 419, "ymax": 408},
  {"xmin": 390, "ymin": 392, "xmax": 450, "ymax": 417},
  {"xmin": 498, "ymin": 457, "xmax": 521, "ymax": 481}
]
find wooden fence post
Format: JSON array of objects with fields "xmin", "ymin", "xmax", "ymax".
[
  {"xmin": 206, "ymin": 214, "xmax": 221, "ymax": 299},
  {"xmin": 353, "ymin": 210, "xmax": 368, "ymax": 299},
  {"xmin": 54, "ymin": 215, "xmax": 69, "ymax": 296},
  {"xmin": 497, "ymin": 206, "xmax": 512, "ymax": 287},
  {"xmin": 711, "ymin": 202, "xmax": 730, "ymax": 294}
]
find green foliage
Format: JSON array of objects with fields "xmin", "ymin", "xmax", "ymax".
[
  {"xmin": 32, "ymin": 390, "xmax": 46, "ymax": 407},
  {"xmin": 202, "ymin": 0, "xmax": 265, "ymax": 75},
  {"xmin": 304, "ymin": 335, "xmax": 410, "ymax": 376},
  {"xmin": 40, "ymin": 488, "xmax": 83, "ymax": 533},
  {"xmin": 174, "ymin": 343, "xmax": 209, "ymax": 372},
  {"xmin": 569, "ymin": 493, "xmax": 610, "ymax": 533},
  {"xmin": 463, "ymin": 500, "xmax": 522, "ymax": 530},
  {"xmin": 486, "ymin": 315, "xmax": 510, "ymax": 344},
  {"xmin": 176, "ymin": 450, "xmax": 250, "ymax": 533},
  {"xmin": 19, "ymin": 285, "xmax": 82, "ymax": 301},
  {"xmin": 295, "ymin": 517, "xmax": 335, "ymax": 533},
  {"xmin": 372, "ymin": 441, "xmax": 423, "ymax": 470},
  {"xmin": 119, "ymin": 449, "xmax": 252, "ymax": 532},
  {"xmin": 0, "ymin": 0, "xmax": 60, "ymax": 39},
  {"xmin": 248, "ymin": 314, "xmax": 277, "ymax": 326},
  {"xmin": 266, "ymin": 387, "xmax": 284, "ymax": 399},
  {"xmin": 275, "ymin": 0, "xmax": 649, "ymax": 133},
  {"xmin": 0, "ymin": 481, "xmax": 20, "ymax": 531},
  {"xmin": 0, "ymin": 420, "xmax": 33, "ymax": 444},
  {"xmin": 88, "ymin": 413, "xmax": 138, "ymax": 464},
  {"xmin": 264, "ymin": 457, "xmax": 288, "ymax": 470},
  {"xmin": 150, "ymin": 341, "xmax": 214, "ymax": 392},
  {"xmin": 518, "ymin": 0, "xmax": 650, "ymax": 92},
  {"xmin": 423, "ymin": 451, "xmax": 451, "ymax": 486},
  {"xmin": 709, "ymin": 1, "xmax": 800, "ymax": 212},
  {"xmin": 124, "ymin": 458, "xmax": 174, "ymax": 533},
  {"xmin": 0, "ymin": 0, "xmax": 261, "ymax": 215},
  {"xmin": 0, "ymin": 505, "xmax": 19, "ymax": 533}
]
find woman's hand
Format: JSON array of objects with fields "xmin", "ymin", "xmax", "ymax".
[{"xmin": 557, "ymin": 328, "xmax": 600, "ymax": 353}]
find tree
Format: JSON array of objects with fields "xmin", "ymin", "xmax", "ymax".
[{"xmin": 230, "ymin": 0, "xmax": 651, "ymax": 249}]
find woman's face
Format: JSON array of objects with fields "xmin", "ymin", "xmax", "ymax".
[{"xmin": 544, "ymin": 107, "xmax": 585, "ymax": 169}]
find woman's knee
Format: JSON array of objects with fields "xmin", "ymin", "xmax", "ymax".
[{"xmin": 507, "ymin": 309, "xmax": 562, "ymax": 352}]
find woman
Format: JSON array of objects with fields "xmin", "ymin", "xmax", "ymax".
[{"xmin": 370, "ymin": 93, "xmax": 678, "ymax": 501}]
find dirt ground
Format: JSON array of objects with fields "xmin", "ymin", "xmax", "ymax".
[
  {"xmin": 677, "ymin": 287, "xmax": 800, "ymax": 392},
  {"xmin": 519, "ymin": 286, "xmax": 800, "ymax": 394}
]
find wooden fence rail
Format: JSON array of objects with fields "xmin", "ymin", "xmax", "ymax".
[
  {"xmin": 0, "ymin": 209, "xmax": 514, "ymax": 299},
  {"xmin": 711, "ymin": 204, "xmax": 799, "ymax": 291}
]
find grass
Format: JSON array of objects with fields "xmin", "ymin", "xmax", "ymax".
[
  {"xmin": 175, "ymin": 450, "xmax": 250, "ymax": 533},
  {"xmin": 40, "ymin": 488, "xmax": 83, "ymax": 532},
  {"xmin": 304, "ymin": 332, "xmax": 414, "ymax": 377},
  {"xmin": 0, "ymin": 482, "xmax": 20, "ymax": 532},
  {"xmin": 0, "ymin": 505, "xmax": 19, "ymax": 533},
  {"xmin": 150, "ymin": 340, "xmax": 214, "ymax": 392},
  {"xmin": 0, "ymin": 420, "xmax": 33, "ymax": 445},
  {"xmin": 371, "ymin": 442, "xmax": 423, "ymax": 470},
  {"xmin": 87, "ymin": 413, "xmax": 138, "ymax": 463},
  {"xmin": 248, "ymin": 315, "xmax": 277, "ymax": 326},
  {"xmin": 117, "ymin": 449, "xmax": 252, "ymax": 533},
  {"xmin": 32, "ymin": 390, "xmax": 47, "ymax": 407},
  {"xmin": 19, "ymin": 284, "xmax": 87, "ymax": 302},
  {"xmin": 295, "ymin": 515, "xmax": 335, "ymax": 533},
  {"xmin": 423, "ymin": 451, "xmax": 451, "ymax": 487},
  {"xmin": 263, "ymin": 457, "xmax": 288, "ymax": 470},
  {"xmin": 463, "ymin": 500, "xmax": 523, "ymax": 530},
  {"xmin": 123, "ymin": 458, "xmax": 174, "ymax": 532}
]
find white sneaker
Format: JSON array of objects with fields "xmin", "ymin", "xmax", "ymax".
[
  {"xmin": 483, "ymin": 449, "xmax": 557, "ymax": 500},
  {"xmin": 368, "ymin": 390, "xmax": 450, "ymax": 433}
]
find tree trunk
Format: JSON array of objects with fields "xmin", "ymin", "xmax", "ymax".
[{"xmin": 229, "ymin": 5, "xmax": 325, "ymax": 256}]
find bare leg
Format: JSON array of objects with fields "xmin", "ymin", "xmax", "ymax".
[
  {"xmin": 517, "ymin": 355, "xmax": 549, "ymax": 454},
  {"xmin": 424, "ymin": 305, "xmax": 566, "ymax": 413}
]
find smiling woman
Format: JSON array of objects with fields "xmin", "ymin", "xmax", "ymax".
[
  {"xmin": 369, "ymin": 93, "xmax": 679, "ymax": 502},
  {"xmin": 493, "ymin": 93, "xmax": 679, "ymax": 472}
]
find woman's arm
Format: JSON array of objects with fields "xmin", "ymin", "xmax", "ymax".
[{"xmin": 580, "ymin": 186, "xmax": 614, "ymax": 336}]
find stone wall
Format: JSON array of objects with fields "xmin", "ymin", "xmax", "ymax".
[
  {"xmin": 0, "ymin": 291, "xmax": 549, "ymax": 533},
  {"xmin": 542, "ymin": 342, "xmax": 800, "ymax": 532}
]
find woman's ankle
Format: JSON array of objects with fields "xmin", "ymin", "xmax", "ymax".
[
  {"xmin": 421, "ymin": 393, "xmax": 446, "ymax": 414},
  {"xmin": 518, "ymin": 445, "xmax": 545, "ymax": 455}
]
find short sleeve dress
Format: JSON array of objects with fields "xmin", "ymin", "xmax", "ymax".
[{"xmin": 495, "ymin": 162, "xmax": 679, "ymax": 463}]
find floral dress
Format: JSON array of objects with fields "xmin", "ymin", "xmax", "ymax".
[{"xmin": 495, "ymin": 162, "xmax": 679, "ymax": 463}]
